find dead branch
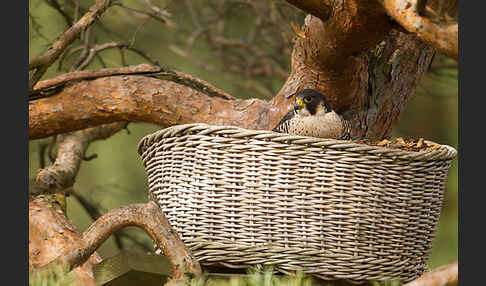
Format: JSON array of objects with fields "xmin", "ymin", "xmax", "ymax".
[
  {"xmin": 404, "ymin": 261, "xmax": 458, "ymax": 286},
  {"xmin": 30, "ymin": 122, "xmax": 128, "ymax": 196},
  {"xmin": 149, "ymin": 69, "xmax": 234, "ymax": 100},
  {"xmin": 29, "ymin": 0, "xmax": 113, "ymax": 90},
  {"xmin": 381, "ymin": 0, "xmax": 457, "ymax": 59},
  {"xmin": 32, "ymin": 64, "xmax": 160, "ymax": 92},
  {"xmin": 63, "ymin": 201, "xmax": 202, "ymax": 282},
  {"xmin": 30, "ymin": 64, "xmax": 234, "ymax": 102}
]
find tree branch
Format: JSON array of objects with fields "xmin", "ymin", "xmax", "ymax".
[
  {"xmin": 30, "ymin": 64, "xmax": 234, "ymax": 101},
  {"xmin": 31, "ymin": 64, "xmax": 160, "ymax": 95},
  {"xmin": 64, "ymin": 201, "xmax": 202, "ymax": 283},
  {"xmin": 381, "ymin": 0, "xmax": 457, "ymax": 59},
  {"xmin": 30, "ymin": 122, "xmax": 128, "ymax": 195},
  {"xmin": 404, "ymin": 261, "xmax": 458, "ymax": 286},
  {"xmin": 29, "ymin": 0, "xmax": 113, "ymax": 90},
  {"xmin": 29, "ymin": 75, "xmax": 270, "ymax": 140}
]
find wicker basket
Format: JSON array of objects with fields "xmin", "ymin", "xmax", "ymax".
[{"xmin": 138, "ymin": 123, "xmax": 457, "ymax": 284}]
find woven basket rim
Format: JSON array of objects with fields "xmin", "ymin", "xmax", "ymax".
[{"xmin": 138, "ymin": 123, "xmax": 457, "ymax": 162}]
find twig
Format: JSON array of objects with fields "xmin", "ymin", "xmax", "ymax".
[
  {"xmin": 31, "ymin": 64, "xmax": 234, "ymax": 101},
  {"xmin": 112, "ymin": 2, "xmax": 168, "ymax": 24},
  {"xmin": 403, "ymin": 261, "xmax": 458, "ymax": 286},
  {"xmin": 32, "ymin": 64, "xmax": 161, "ymax": 94},
  {"xmin": 149, "ymin": 69, "xmax": 234, "ymax": 100},
  {"xmin": 57, "ymin": 45, "xmax": 85, "ymax": 72},
  {"xmin": 29, "ymin": 0, "xmax": 113, "ymax": 90},
  {"xmin": 70, "ymin": 26, "xmax": 92, "ymax": 71}
]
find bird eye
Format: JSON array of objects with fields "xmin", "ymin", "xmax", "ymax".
[{"xmin": 304, "ymin": 96, "xmax": 312, "ymax": 103}]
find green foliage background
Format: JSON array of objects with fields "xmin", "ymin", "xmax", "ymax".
[{"xmin": 29, "ymin": 0, "xmax": 457, "ymax": 274}]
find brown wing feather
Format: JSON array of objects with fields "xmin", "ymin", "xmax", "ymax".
[
  {"xmin": 338, "ymin": 119, "xmax": 351, "ymax": 140},
  {"xmin": 272, "ymin": 109, "xmax": 296, "ymax": 133}
]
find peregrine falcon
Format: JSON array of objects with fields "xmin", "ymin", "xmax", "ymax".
[{"xmin": 272, "ymin": 89, "xmax": 351, "ymax": 139}]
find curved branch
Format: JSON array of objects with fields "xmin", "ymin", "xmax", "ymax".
[
  {"xmin": 65, "ymin": 201, "xmax": 202, "ymax": 281},
  {"xmin": 381, "ymin": 0, "xmax": 457, "ymax": 59},
  {"xmin": 30, "ymin": 122, "xmax": 128, "ymax": 195},
  {"xmin": 404, "ymin": 261, "xmax": 458, "ymax": 286}
]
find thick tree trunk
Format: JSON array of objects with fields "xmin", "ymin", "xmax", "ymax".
[{"xmin": 271, "ymin": 12, "xmax": 435, "ymax": 140}]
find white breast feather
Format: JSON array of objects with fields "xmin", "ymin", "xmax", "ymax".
[{"xmin": 286, "ymin": 111, "xmax": 344, "ymax": 139}]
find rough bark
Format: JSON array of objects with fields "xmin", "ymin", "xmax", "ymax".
[
  {"xmin": 272, "ymin": 20, "xmax": 435, "ymax": 140},
  {"xmin": 64, "ymin": 201, "xmax": 201, "ymax": 281},
  {"xmin": 29, "ymin": 75, "xmax": 271, "ymax": 140},
  {"xmin": 29, "ymin": 196, "xmax": 101, "ymax": 285}
]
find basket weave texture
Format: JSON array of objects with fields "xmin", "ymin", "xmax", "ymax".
[{"xmin": 138, "ymin": 123, "xmax": 457, "ymax": 283}]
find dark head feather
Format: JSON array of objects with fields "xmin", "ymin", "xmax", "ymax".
[{"xmin": 293, "ymin": 89, "xmax": 331, "ymax": 115}]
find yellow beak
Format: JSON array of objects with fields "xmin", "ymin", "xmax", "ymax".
[{"xmin": 294, "ymin": 99, "xmax": 304, "ymax": 111}]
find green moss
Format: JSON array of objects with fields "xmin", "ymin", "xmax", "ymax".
[{"xmin": 29, "ymin": 262, "xmax": 78, "ymax": 286}]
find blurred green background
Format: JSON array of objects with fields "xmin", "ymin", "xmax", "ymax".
[{"xmin": 29, "ymin": 0, "xmax": 457, "ymax": 273}]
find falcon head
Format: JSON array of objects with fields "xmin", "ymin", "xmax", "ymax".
[{"xmin": 293, "ymin": 89, "xmax": 332, "ymax": 117}]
